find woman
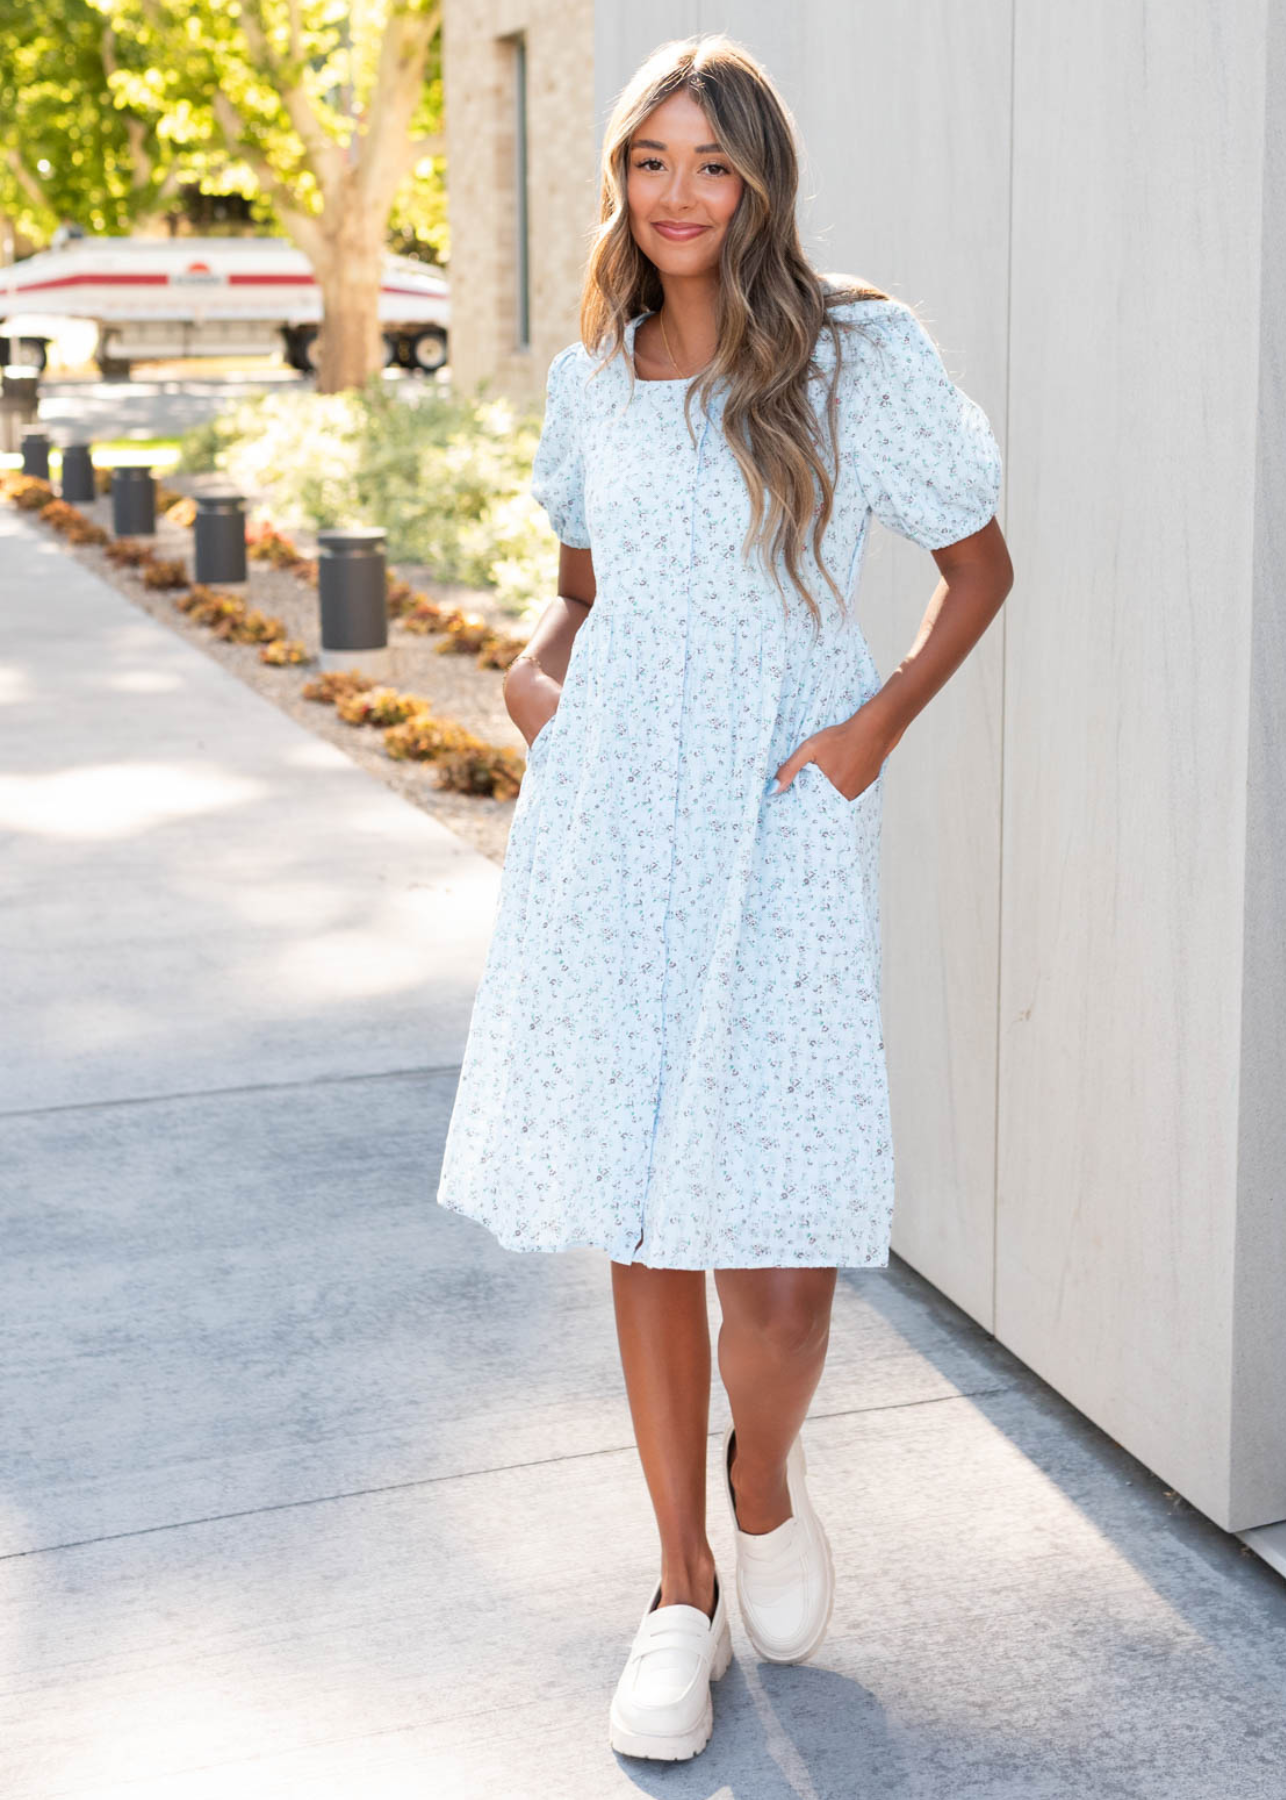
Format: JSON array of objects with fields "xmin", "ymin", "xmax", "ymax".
[{"xmin": 436, "ymin": 32, "xmax": 1013, "ymax": 1761}]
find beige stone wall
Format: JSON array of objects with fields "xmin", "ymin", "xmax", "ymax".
[{"xmin": 443, "ymin": 0, "xmax": 597, "ymax": 403}]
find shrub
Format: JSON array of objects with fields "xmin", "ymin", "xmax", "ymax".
[
  {"xmin": 432, "ymin": 610, "xmax": 494, "ymax": 656},
  {"xmin": 39, "ymin": 499, "xmax": 81, "ymax": 532},
  {"xmin": 434, "ymin": 745, "xmax": 527, "ymax": 802},
  {"xmin": 476, "ymin": 634, "xmax": 528, "ymax": 672},
  {"xmin": 3, "ymin": 472, "xmax": 54, "ymax": 509},
  {"xmin": 34, "ymin": 498, "xmax": 110, "ymax": 546},
  {"xmin": 301, "ymin": 668, "xmax": 377, "ymax": 705},
  {"xmin": 396, "ymin": 594, "xmax": 447, "ymax": 634},
  {"xmin": 142, "ymin": 558, "xmax": 189, "ymax": 589},
  {"xmin": 174, "ymin": 375, "xmax": 557, "ymax": 617},
  {"xmin": 235, "ymin": 607, "xmax": 286, "ymax": 643},
  {"xmin": 246, "ymin": 520, "xmax": 307, "ymax": 569},
  {"xmin": 335, "ymin": 686, "xmax": 427, "ymax": 727},
  {"xmin": 385, "ymin": 576, "xmax": 417, "ymax": 617},
  {"xmin": 175, "ymin": 582, "xmax": 222, "ymax": 613},
  {"xmin": 179, "ymin": 588, "xmax": 245, "ymax": 630},
  {"xmin": 259, "ymin": 638, "xmax": 311, "ymax": 665},
  {"xmin": 172, "ymin": 585, "xmax": 284, "ymax": 645},
  {"xmin": 382, "ymin": 711, "xmax": 481, "ymax": 762},
  {"xmin": 105, "ymin": 538, "xmax": 155, "ymax": 567}
]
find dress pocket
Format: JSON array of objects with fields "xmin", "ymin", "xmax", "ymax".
[
  {"xmin": 800, "ymin": 758, "xmax": 871, "ymax": 809},
  {"xmin": 524, "ymin": 712, "xmax": 559, "ymax": 771}
]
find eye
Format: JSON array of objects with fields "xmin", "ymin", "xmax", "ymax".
[
  {"xmin": 701, "ymin": 162, "xmax": 732, "ymax": 177},
  {"xmin": 632, "ymin": 157, "xmax": 664, "ymax": 172}
]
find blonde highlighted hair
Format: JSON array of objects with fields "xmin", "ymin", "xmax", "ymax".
[{"xmin": 582, "ymin": 33, "xmax": 889, "ymax": 628}]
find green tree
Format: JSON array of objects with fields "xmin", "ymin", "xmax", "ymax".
[
  {"xmin": 0, "ymin": 0, "xmax": 182, "ymax": 238},
  {"xmin": 92, "ymin": 0, "xmax": 444, "ymax": 391}
]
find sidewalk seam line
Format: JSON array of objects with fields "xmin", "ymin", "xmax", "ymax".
[
  {"xmin": 0, "ymin": 1386, "xmax": 1014, "ymax": 1563},
  {"xmin": 0, "ymin": 1064, "xmax": 463, "ymax": 1122}
]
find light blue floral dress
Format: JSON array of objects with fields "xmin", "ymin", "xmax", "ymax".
[{"xmin": 435, "ymin": 297, "xmax": 1002, "ymax": 1269}]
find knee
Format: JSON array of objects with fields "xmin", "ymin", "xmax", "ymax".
[{"xmin": 741, "ymin": 1301, "xmax": 830, "ymax": 1365}]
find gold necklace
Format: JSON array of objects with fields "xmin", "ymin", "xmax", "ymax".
[{"xmin": 657, "ymin": 308, "xmax": 703, "ymax": 380}]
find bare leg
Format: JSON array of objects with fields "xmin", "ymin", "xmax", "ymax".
[
  {"xmin": 610, "ymin": 1260, "xmax": 716, "ymax": 1618},
  {"xmin": 713, "ymin": 1268, "xmax": 838, "ymax": 1533}
]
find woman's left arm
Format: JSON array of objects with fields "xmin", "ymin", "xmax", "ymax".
[
  {"xmin": 770, "ymin": 507, "xmax": 1008, "ymax": 795},
  {"xmin": 773, "ymin": 514, "xmax": 1013, "ymax": 798},
  {"xmin": 865, "ymin": 513, "xmax": 1014, "ymax": 755}
]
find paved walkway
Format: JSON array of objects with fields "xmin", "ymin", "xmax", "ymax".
[{"xmin": 3, "ymin": 506, "xmax": 1285, "ymax": 1798}]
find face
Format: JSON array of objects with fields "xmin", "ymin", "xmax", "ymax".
[{"xmin": 625, "ymin": 90, "xmax": 745, "ymax": 275}]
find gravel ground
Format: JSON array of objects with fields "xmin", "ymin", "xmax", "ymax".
[{"xmin": 42, "ymin": 479, "xmax": 539, "ymax": 866}]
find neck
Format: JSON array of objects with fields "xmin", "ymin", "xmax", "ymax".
[{"xmin": 654, "ymin": 274, "xmax": 720, "ymax": 370}]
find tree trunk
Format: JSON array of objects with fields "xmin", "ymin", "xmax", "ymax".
[{"xmin": 313, "ymin": 206, "xmax": 386, "ymax": 394}]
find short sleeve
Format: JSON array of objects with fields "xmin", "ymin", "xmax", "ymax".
[
  {"xmin": 530, "ymin": 343, "xmax": 592, "ymax": 549},
  {"xmin": 845, "ymin": 300, "xmax": 1002, "ymax": 551}
]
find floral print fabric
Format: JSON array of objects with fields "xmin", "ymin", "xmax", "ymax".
[{"xmin": 435, "ymin": 298, "xmax": 1002, "ymax": 1269}]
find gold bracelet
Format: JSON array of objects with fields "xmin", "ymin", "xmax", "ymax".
[{"xmin": 502, "ymin": 649, "xmax": 546, "ymax": 693}]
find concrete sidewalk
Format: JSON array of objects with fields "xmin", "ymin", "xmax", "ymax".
[{"xmin": 2, "ymin": 505, "xmax": 1285, "ymax": 1798}]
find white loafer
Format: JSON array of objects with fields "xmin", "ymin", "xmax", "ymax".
[
  {"xmin": 721, "ymin": 1420, "xmax": 836, "ymax": 1664},
  {"xmin": 608, "ymin": 1570, "xmax": 733, "ymax": 1760}
]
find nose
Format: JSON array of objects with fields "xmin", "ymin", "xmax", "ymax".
[{"xmin": 659, "ymin": 166, "xmax": 696, "ymax": 211}]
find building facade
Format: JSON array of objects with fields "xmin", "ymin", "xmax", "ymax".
[{"xmin": 442, "ymin": 0, "xmax": 597, "ymax": 401}]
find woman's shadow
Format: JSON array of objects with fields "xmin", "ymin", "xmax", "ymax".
[{"xmin": 616, "ymin": 1654, "xmax": 914, "ymax": 1799}]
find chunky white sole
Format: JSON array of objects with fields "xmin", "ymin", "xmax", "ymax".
[
  {"xmin": 608, "ymin": 1611, "xmax": 733, "ymax": 1760},
  {"xmin": 723, "ymin": 1422, "xmax": 837, "ymax": 1665}
]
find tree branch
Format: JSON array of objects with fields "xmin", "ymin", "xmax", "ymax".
[
  {"xmin": 101, "ymin": 25, "xmax": 154, "ymax": 192},
  {"xmin": 5, "ymin": 147, "xmax": 48, "ymax": 214},
  {"xmin": 238, "ymin": 0, "xmax": 344, "ymax": 197},
  {"xmin": 357, "ymin": 4, "xmax": 441, "ymax": 209},
  {"xmin": 152, "ymin": 162, "xmax": 184, "ymax": 210},
  {"xmin": 210, "ymin": 89, "xmax": 323, "ymax": 262}
]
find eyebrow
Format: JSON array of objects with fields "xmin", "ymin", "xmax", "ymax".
[{"xmin": 630, "ymin": 138, "xmax": 724, "ymax": 153}]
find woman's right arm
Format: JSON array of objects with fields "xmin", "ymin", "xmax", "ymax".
[{"xmin": 504, "ymin": 544, "xmax": 596, "ymax": 746}]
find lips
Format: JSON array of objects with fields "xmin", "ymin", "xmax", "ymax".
[{"xmin": 652, "ymin": 222, "xmax": 709, "ymax": 240}]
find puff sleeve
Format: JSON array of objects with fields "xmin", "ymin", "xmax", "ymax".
[
  {"xmin": 530, "ymin": 343, "xmax": 592, "ymax": 549},
  {"xmin": 847, "ymin": 301, "xmax": 1002, "ymax": 551}
]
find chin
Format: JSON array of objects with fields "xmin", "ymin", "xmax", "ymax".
[{"xmin": 649, "ymin": 237, "xmax": 720, "ymax": 271}]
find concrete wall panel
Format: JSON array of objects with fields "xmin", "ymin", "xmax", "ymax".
[{"xmin": 998, "ymin": 0, "xmax": 1267, "ymax": 1528}]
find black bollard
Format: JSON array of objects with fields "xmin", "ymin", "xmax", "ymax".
[
  {"xmin": 194, "ymin": 492, "xmax": 247, "ymax": 584},
  {"xmin": 60, "ymin": 444, "xmax": 96, "ymax": 505},
  {"xmin": 2, "ymin": 369, "xmax": 39, "ymax": 406},
  {"xmin": 21, "ymin": 432, "xmax": 50, "ymax": 480},
  {"xmin": 317, "ymin": 528, "xmax": 388, "ymax": 652},
  {"xmin": 112, "ymin": 466, "xmax": 156, "ymax": 537}
]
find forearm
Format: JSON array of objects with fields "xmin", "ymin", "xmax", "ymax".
[
  {"xmin": 864, "ymin": 559, "xmax": 1011, "ymax": 752},
  {"xmin": 503, "ymin": 595, "xmax": 591, "ymax": 738},
  {"xmin": 516, "ymin": 594, "xmax": 591, "ymax": 686}
]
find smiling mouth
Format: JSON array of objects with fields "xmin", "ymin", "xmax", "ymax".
[{"xmin": 652, "ymin": 222, "xmax": 709, "ymax": 238}]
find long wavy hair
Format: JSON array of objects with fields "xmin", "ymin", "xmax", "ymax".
[{"xmin": 581, "ymin": 33, "xmax": 890, "ymax": 628}]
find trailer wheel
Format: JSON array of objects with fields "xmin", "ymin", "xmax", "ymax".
[
  {"xmin": 382, "ymin": 332, "xmax": 401, "ymax": 368},
  {"xmin": 281, "ymin": 326, "xmax": 317, "ymax": 373},
  {"xmin": 16, "ymin": 337, "xmax": 48, "ymax": 374},
  {"xmin": 95, "ymin": 331, "xmax": 131, "ymax": 380},
  {"xmin": 409, "ymin": 327, "xmax": 448, "ymax": 374}
]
